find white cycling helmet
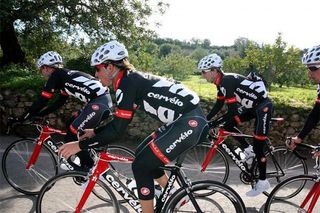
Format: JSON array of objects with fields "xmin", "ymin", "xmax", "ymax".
[
  {"xmin": 198, "ymin": 53, "xmax": 223, "ymax": 71},
  {"xmin": 37, "ymin": 51, "xmax": 63, "ymax": 68},
  {"xmin": 91, "ymin": 40, "xmax": 128, "ymax": 66},
  {"xmin": 302, "ymin": 45, "xmax": 320, "ymax": 65}
]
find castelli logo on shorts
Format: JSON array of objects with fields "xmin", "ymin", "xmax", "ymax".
[
  {"xmin": 188, "ymin": 120, "xmax": 198, "ymax": 127},
  {"xmin": 92, "ymin": 104, "xmax": 100, "ymax": 111},
  {"xmin": 140, "ymin": 187, "xmax": 150, "ymax": 196}
]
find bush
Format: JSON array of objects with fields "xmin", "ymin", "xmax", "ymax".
[{"xmin": 0, "ymin": 64, "xmax": 44, "ymax": 90}]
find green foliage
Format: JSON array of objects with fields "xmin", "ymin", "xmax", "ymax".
[
  {"xmin": 155, "ymin": 53, "xmax": 196, "ymax": 80},
  {"xmin": 0, "ymin": 64, "xmax": 44, "ymax": 90}
]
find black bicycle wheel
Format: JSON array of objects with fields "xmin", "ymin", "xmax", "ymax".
[
  {"xmin": 182, "ymin": 142, "xmax": 229, "ymax": 183},
  {"xmin": 92, "ymin": 145, "xmax": 135, "ymax": 204},
  {"xmin": 163, "ymin": 180, "xmax": 246, "ymax": 213},
  {"xmin": 2, "ymin": 138, "xmax": 58, "ymax": 195},
  {"xmin": 253, "ymin": 145, "xmax": 308, "ymax": 198},
  {"xmin": 36, "ymin": 171, "xmax": 119, "ymax": 213},
  {"xmin": 264, "ymin": 174, "xmax": 319, "ymax": 213}
]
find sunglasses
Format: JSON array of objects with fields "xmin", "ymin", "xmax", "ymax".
[
  {"xmin": 95, "ymin": 64, "xmax": 108, "ymax": 72},
  {"xmin": 307, "ymin": 65, "xmax": 320, "ymax": 72},
  {"xmin": 201, "ymin": 70, "xmax": 211, "ymax": 74}
]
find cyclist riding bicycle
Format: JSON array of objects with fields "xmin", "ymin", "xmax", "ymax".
[
  {"xmin": 14, "ymin": 51, "xmax": 113, "ymax": 172},
  {"xmin": 58, "ymin": 40, "xmax": 209, "ymax": 213},
  {"xmin": 289, "ymin": 45, "xmax": 320, "ymax": 150},
  {"xmin": 198, "ymin": 53, "xmax": 273, "ymax": 196}
]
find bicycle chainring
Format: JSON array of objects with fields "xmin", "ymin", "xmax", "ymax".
[{"xmin": 240, "ymin": 172, "xmax": 253, "ymax": 184}]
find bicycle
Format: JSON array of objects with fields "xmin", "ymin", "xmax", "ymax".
[
  {"xmin": 264, "ymin": 142, "xmax": 320, "ymax": 213},
  {"xmin": 36, "ymin": 148, "xmax": 246, "ymax": 213},
  {"xmin": 182, "ymin": 117, "xmax": 308, "ymax": 197},
  {"xmin": 2, "ymin": 118, "xmax": 135, "ymax": 195}
]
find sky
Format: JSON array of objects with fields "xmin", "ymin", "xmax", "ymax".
[{"xmin": 150, "ymin": 0, "xmax": 319, "ymax": 49}]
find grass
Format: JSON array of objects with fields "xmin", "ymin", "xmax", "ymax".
[{"xmin": 182, "ymin": 75, "xmax": 317, "ymax": 109}]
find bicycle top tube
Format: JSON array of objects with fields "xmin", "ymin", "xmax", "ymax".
[
  {"xmin": 34, "ymin": 120, "xmax": 66, "ymax": 136},
  {"xmin": 99, "ymin": 151, "xmax": 134, "ymax": 163},
  {"xmin": 216, "ymin": 128, "xmax": 255, "ymax": 139}
]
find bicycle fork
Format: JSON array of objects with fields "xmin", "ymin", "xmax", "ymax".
[
  {"xmin": 26, "ymin": 134, "xmax": 49, "ymax": 169},
  {"xmin": 299, "ymin": 181, "xmax": 320, "ymax": 213},
  {"xmin": 75, "ymin": 152, "xmax": 109, "ymax": 213},
  {"xmin": 201, "ymin": 137, "xmax": 224, "ymax": 172}
]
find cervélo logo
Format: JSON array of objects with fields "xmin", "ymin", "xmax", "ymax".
[{"xmin": 166, "ymin": 130, "xmax": 193, "ymax": 153}]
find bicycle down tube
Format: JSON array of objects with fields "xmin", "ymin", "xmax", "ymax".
[{"xmin": 26, "ymin": 125, "xmax": 66, "ymax": 169}]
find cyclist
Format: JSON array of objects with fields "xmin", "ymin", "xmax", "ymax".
[
  {"xmin": 58, "ymin": 40, "xmax": 208, "ymax": 213},
  {"xmin": 198, "ymin": 53, "xmax": 273, "ymax": 196},
  {"xmin": 16, "ymin": 51, "xmax": 113, "ymax": 171},
  {"xmin": 289, "ymin": 45, "xmax": 320, "ymax": 150}
]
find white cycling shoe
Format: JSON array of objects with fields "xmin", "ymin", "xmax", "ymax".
[{"xmin": 246, "ymin": 179, "xmax": 270, "ymax": 197}]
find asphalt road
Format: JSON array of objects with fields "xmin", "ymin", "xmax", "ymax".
[{"xmin": 0, "ymin": 134, "xmax": 316, "ymax": 212}]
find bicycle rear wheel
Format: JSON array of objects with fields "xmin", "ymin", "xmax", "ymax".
[
  {"xmin": 257, "ymin": 145, "xmax": 308, "ymax": 197},
  {"xmin": 182, "ymin": 142, "xmax": 229, "ymax": 183},
  {"xmin": 264, "ymin": 174, "xmax": 319, "ymax": 213},
  {"xmin": 163, "ymin": 180, "xmax": 246, "ymax": 213},
  {"xmin": 2, "ymin": 138, "xmax": 58, "ymax": 195},
  {"xmin": 36, "ymin": 171, "xmax": 119, "ymax": 213}
]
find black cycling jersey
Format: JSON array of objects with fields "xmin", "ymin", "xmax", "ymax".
[
  {"xmin": 79, "ymin": 70, "xmax": 201, "ymax": 149},
  {"xmin": 25, "ymin": 68, "xmax": 111, "ymax": 118},
  {"xmin": 207, "ymin": 73, "xmax": 268, "ymax": 124},
  {"xmin": 298, "ymin": 84, "xmax": 320, "ymax": 139}
]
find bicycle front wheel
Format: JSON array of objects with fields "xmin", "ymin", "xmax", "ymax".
[
  {"xmin": 264, "ymin": 174, "xmax": 319, "ymax": 213},
  {"xmin": 163, "ymin": 180, "xmax": 246, "ymax": 213},
  {"xmin": 2, "ymin": 138, "xmax": 58, "ymax": 195},
  {"xmin": 260, "ymin": 145, "xmax": 308, "ymax": 197},
  {"xmin": 182, "ymin": 142, "xmax": 229, "ymax": 183},
  {"xmin": 36, "ymin": 171, "xmax": 119, "ymax": 213}
]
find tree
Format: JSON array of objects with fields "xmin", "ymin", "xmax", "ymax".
[{"xmin": 0, "ymin": 0, "xmax": 167, "ymax": 66}]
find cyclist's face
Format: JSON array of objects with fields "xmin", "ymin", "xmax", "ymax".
[
  {"xmin": 40, "ymin": 66, "xmax": 53, "ymax": 80},
  {"xmin": 95, "ymin": 64, "xmax": 117, "ymax": 87},
  {"xmin": 307, "ymin": 65, "xmax": 320, "ymax": 83},
  {"xmin": 201, "ymin": 69, "xmax": 218, "ymax": 83}
]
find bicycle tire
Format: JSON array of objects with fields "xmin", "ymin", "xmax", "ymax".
[
  {"xmin": 182, "ymin": 142, "xmax": 229, "ymax": 183},
  {"xmin": 2, "ymin": 138, "xmax": 58, "ymax": 195},
  {"xmin": 36, "ymin": 171, "xmax": 120, "ymax": 213},
  {"xmin": 264, "ymin": 174, "xmax": 319, "ymax": 213},
  {"xmin": 92, "ymin": 145, "xmax": 135, "ymax": 204},
  {"xmin": 253, "ymin": 145, "xmax": 308, "ymax": 198},
  {"xmin": 163, "ymin": 180, "xmax": 246, "ymax": 213}
]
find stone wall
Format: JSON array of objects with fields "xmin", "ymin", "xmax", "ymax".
[{"xmin": 0, "ymin": 89, "xmax": 319, "ymax": 145}]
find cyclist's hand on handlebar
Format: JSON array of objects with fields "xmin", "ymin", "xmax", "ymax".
[
  {"xmin": 58, "ymin": 141, "xmax": 81, "ymax": 159},
  {"xmin": 78, "ymin": 129, "xmax": 95, "ymax": 141},
  {"xmin": 313, "ymin": 151, "xmax": 320, "ymax": 158},
  {"xmin": 286, "ymin": 136, "xmax": 302, "ymax": 150}
]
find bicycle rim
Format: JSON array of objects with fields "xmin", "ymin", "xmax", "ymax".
[
  {"xmin": 36, "ymin": 171, "xmax": 119, "ymax": 213},
  {"xmin": 261, "ymin": 146, "xmax": 308, "ymax": 197},
  {"xmin": 265, "ymin": 175, "xmax": 319, "ymax": 213},
  {"xmin": 2, "ymin": 138, "xmax": 58, "ymax": 195},
  {"xmin": 182, "ymin": 143, "xmax": 229, "ymax": 183},
  {"xmin": 163, "ymin": 180, "xmax": 246, "ymax": 213}
]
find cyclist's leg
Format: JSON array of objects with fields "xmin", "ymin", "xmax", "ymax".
[
  {"xmin": 132, "ymin": 106, "xmax": 208, "ymax": 212},
  {"xmin": 253, "ymin": 101, "xmax": 273, "ymax": 180},
  {"xmin": 68, "ymin": 97, "xmax": 111, "ymax": 171},
  {"xmin": 247, "ymin": 100, "xmax": 273, "ymax": 196}
]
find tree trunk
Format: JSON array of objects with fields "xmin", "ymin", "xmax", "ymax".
[{"xmin": 0, "ymin": 19, "xmax": 27, "ymax": 66}]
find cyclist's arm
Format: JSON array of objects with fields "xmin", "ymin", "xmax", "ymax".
[
  {"xmin": 37, "ymin": 92, "xmax": 69, "ymax": 117},
  {"xmin": 21, "ymin": 91, "xmax": 53, "ymax": 120},
  {"xmin": 297, "ymin": 100, "xmax": 320, "ymax": 140},
  {"xmin": 207, "ymin": 90, "xmax": 225, "ymax": 120}
]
